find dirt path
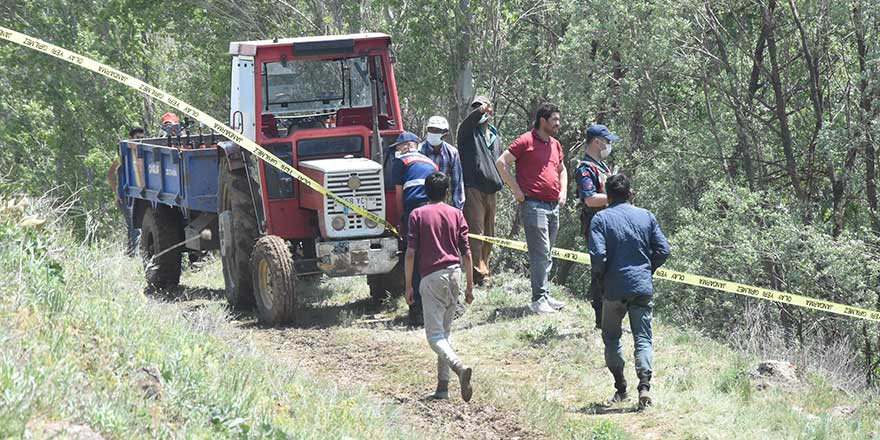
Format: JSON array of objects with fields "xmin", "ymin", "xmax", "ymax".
[
  {"xmin": 169, "ymin": 270, "xmax": 541, "ymax": 439},
  {"xmin": 169, "ymin": 261, "xmax": 686, "ymax": 439},
  {"xmin": 249, "ymin": 326, "xmax": 538, "ymax": 439}
]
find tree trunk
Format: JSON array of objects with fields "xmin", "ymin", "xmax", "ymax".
[
  {"xmin": 764, "ymin": 0, "xmax": 806, "ymax": 202},
  {"xmin": 787, "ymin": 0, "xmax": 824, "ymax": 214},
  {"xmin": 140, "ymin": 31, "xmax": 154, "ymax": 134},
  {"xmin": 854, "ymin": 1, "xmax": 880, "ymax": 234},
  {"xmin": 450, "ymin": 0, "xmax": 473, "ymax": 131}
]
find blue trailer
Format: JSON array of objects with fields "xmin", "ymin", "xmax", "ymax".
[{"xmin": 118, "ymin": 137, "xmax": 225, "ymax": 288}]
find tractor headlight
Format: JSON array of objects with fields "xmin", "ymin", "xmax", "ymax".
[
  {"xmin": 331, "ymin": 215, "xmax": 346, "ymax": 231},
  {"xmin": 365, "ymin": 217, "xmax": 377, "ymax": 228},
  {"xmin": 347, "ymin": 175, "xmax": 361, "ymax": 191}
]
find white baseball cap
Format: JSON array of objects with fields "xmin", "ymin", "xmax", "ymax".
[{"xmin": 426, "ymin": 116, "xmax": 449, "ymax": 131}]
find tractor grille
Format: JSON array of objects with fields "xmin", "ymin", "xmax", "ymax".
[{"xmin": 325, "ymin": 171, "xmax": 384, "ymax": 229}]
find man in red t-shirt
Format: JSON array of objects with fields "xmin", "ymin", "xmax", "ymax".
[
  {"xmin": 495, "ymin": 103, "xmax": 567, "ymax": 314},
  {"xmin": 405, "ymin": 172, "xmax": 475, "ymax": 401}
]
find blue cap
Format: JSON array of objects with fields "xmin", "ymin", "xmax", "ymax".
[
  {"xmin": 390, "ymin": 131, "xmax": 421, "ymax": 147},
  {"xmin": 586, "ymin": 124, "xmax": 620, "ymax": 142}
]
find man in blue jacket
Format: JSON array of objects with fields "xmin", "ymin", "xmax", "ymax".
[
  {"xmin": 392, "ymin": 131, "xmax": 439, "ymax": 326},
  {"xmin": 589, "ymin": 173, "xmax": 670, "ymax": 409}
]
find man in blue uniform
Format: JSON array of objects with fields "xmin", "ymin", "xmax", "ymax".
[
  {"xmin": 392, "ymin": 131, "xmax": 439, "ymax": 326},
  {"xmin": 589, "ymin": 173, "xmax": 670, "ymax": 409},
  {"xmin": 574, "ymin": 124, "xmax": 619, "ymax": 328}
]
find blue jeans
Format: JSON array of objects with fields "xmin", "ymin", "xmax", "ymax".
[
  {"xmin": 602, "ymin": 295, "xmax": 654, "ymax": 392},
  {"xmin": 520, "ymin": 199, "xmax": 559, "ymax": 302}
]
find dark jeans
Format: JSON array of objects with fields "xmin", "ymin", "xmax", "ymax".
[
  {"xmin": 602, "ymin": 295, "xmax": 654, "ymax": 392},
  {"xmin": 589, "ymin": 272, "xmax": 604, "ymax": 328},
  {"xmin": 401, "ymin": 202, "xmax": 428, "ymax": 312},
  {"xmin": 520, "ymin": 199, "xmax": 559, "ymax": 302},
  {"xmin": 118, "ymin": 199, "xmax": 140, "ymax": 257}
]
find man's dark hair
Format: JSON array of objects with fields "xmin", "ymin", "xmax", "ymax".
[
  {"xmin": 606, "ymin": 173, "xmax": 632, "ymax": 202},
  {"xmin": 533, "ymin": 102, "xmax": 560, "ymax": 130},
  {"xmin": 425, "ymin": 172, "xmax": 450, "ymax": 202},
  {"xmin": 129, "ymin": 126, "xmax": 145, "ymax": 138}
]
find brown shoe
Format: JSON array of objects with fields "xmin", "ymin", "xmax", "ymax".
[
  {"xmin": 430, "ymin": 380, "xmax": 449, "ymax": 400},
  {"xmin": 453, "ymin": 364, "xmax": 473, "ymax": 402}
]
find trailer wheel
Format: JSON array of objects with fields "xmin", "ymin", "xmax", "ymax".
[
  {"xmin": 251, "ymin": 235, "xmax": 296, "ymax": 326},
  {"xmin": 218, "ymin": 156, "xmax": 260, "ymax": 310},
  {"xmin": 367, "ymin": 260, "xmax": 405, "ymax": 302},
  {"xmin": 140, "ymin": 204, "xmax": 183, "ymax": 290}
]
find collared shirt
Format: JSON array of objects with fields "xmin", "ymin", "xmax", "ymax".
[
  {"xmin": 506, "ymin": 129, "xmax": 564, "ymax": 202},
  {"xmin": 392, "ymin": 151, "xmax": 439, "ymax": 212},
  {"xmin": 588, "ymin": 202, "xmax": 671, "ymax": 300},
  {"xmin": 419, "ymin": 140, "xmax": 465, "ymax": 209},
  {"xmin": 477, "ymin": 124, "xmax": 499, "ymax": 151}
]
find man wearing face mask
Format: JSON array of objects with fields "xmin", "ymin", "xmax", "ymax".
[
  {"xmin": 419, "ymin": 116, "xmax": 464, "ymax": 210},
  {"xmin": 575, "ymin": 124, "xmax": 620, "ymax": 328},
  {"xmin": 457, "ymin": 96, "xmax": 504, "ymax": 286}
]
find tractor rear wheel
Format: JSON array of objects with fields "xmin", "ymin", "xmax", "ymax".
[
  {"xmin": 218, "ymin": 156, "xmax": 260, "ymax": 310},
  {"xmin": 140, "ymin": 204, "xmax": 183, "ymax": 290},
  {"xmin": 251, "ymin": 235, "xmax": 296, "ymax": 326}
]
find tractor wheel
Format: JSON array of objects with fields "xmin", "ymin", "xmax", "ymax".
[
  {"xmin": 367, "ymin": 260, "xmax": 406, "ymax": 303},
  {"xmin": 140, "ymin": 204, "xmax": 183, "ymax": 290},
  {"xmin": 218, "ymin": 156, "xmax": 260, "ymax": 310},
  {"xmin": 251, "ymin": 235, "xmax": 296, "ymax": 326}
]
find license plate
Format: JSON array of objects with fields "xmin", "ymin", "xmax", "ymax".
[{"xmin": 344, "ymin": 196, "xmax": 369, "ymax": 211}]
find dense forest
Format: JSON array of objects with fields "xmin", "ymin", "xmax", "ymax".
[{"xmin": 1, "ymin": 1, "xmax": 879, "ymax": 385}]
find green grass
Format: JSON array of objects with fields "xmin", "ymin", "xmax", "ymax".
[
  {"xmin": 3, "ymin": 198, "xmax": 879, "ymax": 439},
  {"xmin": 0, "ymin": 208, "xmax": 411, "ymax": 438},
  {"xmin": 438, "ymin": 270, "xmax": 880, "ymax": 439}
]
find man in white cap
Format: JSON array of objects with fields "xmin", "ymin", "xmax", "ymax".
[{"xmin": 419, "ymin": 116, "xmax": 465, "ymax": 210}]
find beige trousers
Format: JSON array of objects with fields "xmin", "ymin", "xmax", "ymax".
[{"xmin": 421, "ymin": 265, "xmax": 463, "ymax": 382}]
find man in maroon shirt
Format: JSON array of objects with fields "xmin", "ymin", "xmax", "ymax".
[
  {"xmin": 495, "ymin": 103, "xmax": 568, "ymax": 314},
  {"xmin": 405, "ymin": 172, "xmax": 475, "ymax": 401}
]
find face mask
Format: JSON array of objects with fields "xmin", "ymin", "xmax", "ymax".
[
  {"xmin": 479, "ymin": 114, "xmax": 491, "ymax": 124},
  {"xmin": 600, "ymin": 144, "xmax": 613, "ymax": 159},
  {"xmin": 426, "ymin": 133, "xmax": 444, "ymax": 146}
]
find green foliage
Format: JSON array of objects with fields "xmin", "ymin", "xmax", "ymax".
[
  {"xmin": 588, "ymin": 419, "xmax": 631, "ymax": 440},
  {"xmin": 517, "ymin": 322, "xmax": 559, "ymax": 346}
]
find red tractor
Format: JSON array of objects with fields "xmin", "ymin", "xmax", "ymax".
[{"xmin": 218, "ymin": 33, "xmax": 406, "ymax": 324}]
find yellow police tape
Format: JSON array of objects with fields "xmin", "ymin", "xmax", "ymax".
[
  {"xmin": 3, "ymin": 26, "xmax": 877, "ymax": 323},
  {"xmin": 0, "ymin": 26, "xmax": 397, "ymax": 235},
  {"xmin": 467, "ymin": 234, "xmax": 880, "ymax": 322}
]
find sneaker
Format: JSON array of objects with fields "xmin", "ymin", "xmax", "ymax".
[
  {"xmin": 528, "ymin": 297, "xmax": 557, "ymax": 314},
  {"xmin": 605, "ymin": 390, "xmax": 629, "ymax": 406},
  {"xmin": 638, "ymin": 388, "xmax": 652, "ymax": 409},
  {"xmin": 545, "ymin": 295, "xmax": 566, "ymax": 310}
]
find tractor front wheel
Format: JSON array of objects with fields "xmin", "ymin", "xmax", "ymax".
[{"xmin": 251, "ymin": 235, "xmax": 297, "ymax": 326}]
